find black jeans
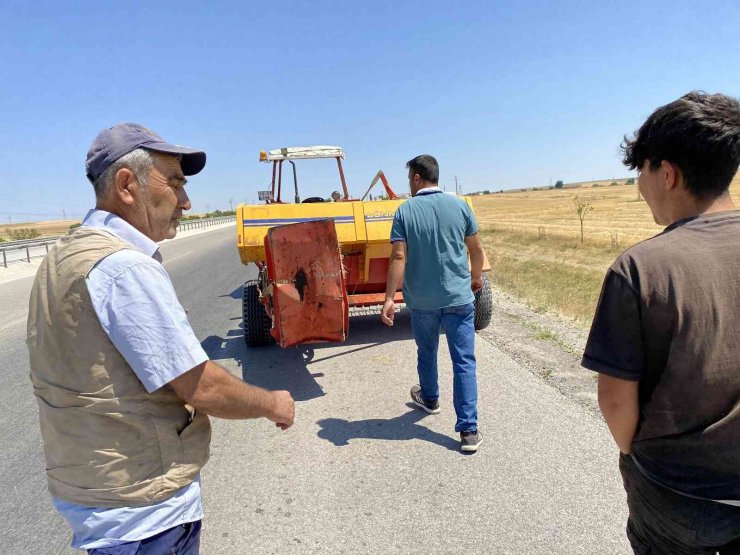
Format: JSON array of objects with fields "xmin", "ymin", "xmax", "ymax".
[
  {"xmin": 87, "ymin": 520, "xmax": 201, "ymax": 554},
  {"xmin": 620, "ymin": 453, "xmax": 740, "ymax": 554}
]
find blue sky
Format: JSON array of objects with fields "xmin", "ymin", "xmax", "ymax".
[{"xmin": 1, "ymin": 0, "xmax": 739, "ymax": 221}]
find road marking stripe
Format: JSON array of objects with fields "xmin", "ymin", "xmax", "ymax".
[
  {"xmin": 163, "ymin": 251, "xmax": 194, "ymax": 265},
  {"xmin": 0, "ymin": 316, "xmax": 26, "ymax": 332},
  {"xmin": 0, "ymin": 273, "xmax": 37, "ymax": 286}
]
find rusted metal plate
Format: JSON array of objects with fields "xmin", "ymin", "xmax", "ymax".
[
  {"xmin": 347, "ymin": 292, "xmax": 403, "ymax": 307},
  {"xmin": 265, "ymin": 219, "xmax": 348, "ymax": 348}
]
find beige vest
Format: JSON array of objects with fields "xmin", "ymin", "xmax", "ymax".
[{"xmin": 27, "ymin": 227, "xmax": 210, "ymax": 508}]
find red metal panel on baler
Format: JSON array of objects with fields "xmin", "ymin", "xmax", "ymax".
[{"xmin": 265, "ymin": 220, "xmax": 348, "ymax": 348}]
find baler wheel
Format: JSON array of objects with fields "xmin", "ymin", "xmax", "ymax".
[
  {"xmin": 473, "ymin": 273, "xmax": 493, "ymax": 331},
  {"xmin": 243, "ymin": 280, "xmax": 273, "ymax": 347}
]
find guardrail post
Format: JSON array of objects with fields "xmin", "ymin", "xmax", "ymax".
[
  {"xmin": 2, "ymin": 249, "xmax": 6, "ymax": 268},
  {"xmin": 26, "ymin": 246, "xmax": 31, "ymax": 262}
]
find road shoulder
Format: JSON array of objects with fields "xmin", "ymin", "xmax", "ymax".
[{"xmin": 478, "ymin": 288, "xmax": 598, "ymax": 415}]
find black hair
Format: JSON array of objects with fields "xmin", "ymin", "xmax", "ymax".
[
  {"xmin": 621, "ymin": 91, "xmax": 740, "ymax": 200},
  {"xmin": 406, "ymin": 154, "xmax": 439, "ymax": 184}
]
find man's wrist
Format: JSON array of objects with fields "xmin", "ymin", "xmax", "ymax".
[{"xmin": 254, "ymin": 387, "xmax": 275, "ymax": 419}]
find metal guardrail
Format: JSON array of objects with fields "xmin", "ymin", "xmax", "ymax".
[
  {"xmin": 177, "ymin": 215, "xmax": 235, "ymax": 232},
  {"xmin": 0, "ymin": 238, "xmax": 57, "ymax": 267},
  {"xmin": 1, "ymin": 216, "xmax": 235, "ymax": 268}
]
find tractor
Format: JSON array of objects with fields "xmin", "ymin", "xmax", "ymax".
[{"xmin": 236, "ymin": 146, "xmax": 492, "ymax": 348}]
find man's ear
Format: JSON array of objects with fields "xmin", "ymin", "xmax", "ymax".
[
  {"xmin": 661, "ymin": 160, "xmax": 683, "ymax": 192},
  {"xmin": 114, "ymin": 168, "xmax": 137, "ymax": 206}
]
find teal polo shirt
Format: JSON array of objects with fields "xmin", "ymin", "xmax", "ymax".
[{"xmin": 390, "ymin": 189, "xmax": 479, "ymax": 310}]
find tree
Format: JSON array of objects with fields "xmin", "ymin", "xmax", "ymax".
[
  {"xmin": 626, "ymin": 177, "xmax": 635, "ymax": 185},
  {"xmin": 573, "ymin": 195, "xmax": 594, "ymax": 244},
  {"xmin": 555, "ymin": 180, "xmax": 564, "ymax": 189}
]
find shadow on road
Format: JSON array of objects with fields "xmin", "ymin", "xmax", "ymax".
[
  {"xmin": 219, "ymin": 285, "xmax": 243, "ymax": 300},
  {"xmin": 201, "ymin": 290, "xmax": 415, "ymax": 403},
  {"xmin": 316, "ymin": 403, "xmax": 459, "ymax": 451}
]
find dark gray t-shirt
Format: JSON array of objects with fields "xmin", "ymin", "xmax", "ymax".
[{"xmin": 582, "ymin": 210, "xmax": 740, "ymax": 500}]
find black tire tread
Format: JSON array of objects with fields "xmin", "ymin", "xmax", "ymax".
[
  {"xmin": 474, "ymin": 274, "xmax": 493, "ymax": 331},
  {"xmin": 243, "ymin": 280, "xmax": 273, "ymax": 347}
]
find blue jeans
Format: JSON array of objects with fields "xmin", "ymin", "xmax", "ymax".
[
  {"xmin": 88, "ymin": 521, "xmax": 201, "ymax": 555},
  {"xmin": 409, "ymin": 302, "xmax": 478, "ymax": 432}
]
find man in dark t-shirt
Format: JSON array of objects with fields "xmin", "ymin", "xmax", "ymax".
[{"xmin": 582, "ymin": 92, "xmax": 740, "ymax": 553}]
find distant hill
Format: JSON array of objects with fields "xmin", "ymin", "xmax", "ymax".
[{"xmin": 472, "ymin": 178, "xmax": 634, "ymax": 195}]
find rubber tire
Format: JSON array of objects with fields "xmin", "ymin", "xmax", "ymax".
[
  {"xmin": 473, "ymin": 274, "xmax": 493, "ymax": 331},
  {"xmin": 243, "ymin": 280, "xmax": 273, "ymax": 347}
]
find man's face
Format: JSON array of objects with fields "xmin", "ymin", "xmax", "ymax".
[
  {"xmin": 638, "ymin": 160, "xmax": 668, "ymax": 226},
  {"xmin": 138, "ymin": 153, "xmax": 191, "ymax": 241},
  {"xmin": 408, "ymin": 169, "xmax": 421, "ymax": 194}
]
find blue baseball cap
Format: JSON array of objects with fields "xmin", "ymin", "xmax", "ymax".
[{"xmin": 85, "ymin": 123, "xmax": 206, "ymax": 184}]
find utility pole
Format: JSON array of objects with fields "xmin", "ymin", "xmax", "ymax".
[
  {"xmin": 62, "ymin": 209, "xmax": 66, "ymax": 220},
  {"xmin": 454, "ymin": 176, "xmax": 460, "ymax": 195},
  {"xmin": 229, "ymin": 197, "xmax": 234, "ymax": 212}
]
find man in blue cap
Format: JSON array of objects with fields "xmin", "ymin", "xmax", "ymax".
[{"xmin": 27, "ymin": 123, "xmax": 295, "ymax": 554}]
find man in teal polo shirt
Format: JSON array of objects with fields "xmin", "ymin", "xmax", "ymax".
[{"xmin": 381, "ymin": 154, "xmax": 485, "ymax": 452}]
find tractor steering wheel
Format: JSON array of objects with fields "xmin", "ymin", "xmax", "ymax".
[{"xmin": 302, "ymin": 196, "xmax": 325, "ymax": 203}]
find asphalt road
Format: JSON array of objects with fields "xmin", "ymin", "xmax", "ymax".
[{"xmin": 0, "ymin": 225, "xmax": 630, "ymax": 554}]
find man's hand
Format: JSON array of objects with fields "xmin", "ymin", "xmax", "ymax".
[
  {"xmin": 471, "ymin": 274, "xmax": 484, "ymax": 293},
  {"xmin": 381, "ymin": 299, "xmax": 395, "ymax": 326},
  {"xmin": 268, "ymin": 390, "xmax": 295, "ymax": 430},
  {"xmin": 171, "ymin": 361, "xmax": 296, "ymax": 425}
]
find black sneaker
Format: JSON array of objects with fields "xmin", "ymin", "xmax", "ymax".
[
  {"xmin": 460, "ymin": 430, "xmax": 482, "ymax": 452},
  {"xmin": 410, "ymin": 385, "xmax": 440, "ymax": 414}
]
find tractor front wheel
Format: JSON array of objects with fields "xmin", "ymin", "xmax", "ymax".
[
  {"xmin": 473, "ymin": 273, "xmax": 493, "ymax": 331},
  {"xmin": 243, "ymin": 280, "xmax": 273, "ymax": 347}
]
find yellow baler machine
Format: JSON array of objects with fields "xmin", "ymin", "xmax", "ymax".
[
  {"xmin": 236, "ymin": 146, "xmax": 492, "ymax": 348},
  {"xmin": 238, "ymin": 199, "xmax": 403, "ymax": 294}
]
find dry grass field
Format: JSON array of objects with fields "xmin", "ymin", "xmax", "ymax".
[
  {"xmin": 0, "ymin": 219, "xmax": 80, "ymax": 241},
  {"xmin": 475, "ymin": 172, "xmax": 740, "ymax": 327}
]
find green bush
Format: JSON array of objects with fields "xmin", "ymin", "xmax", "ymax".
[{"xmin": 5, "ymin": 227, "xmax": 40, "ymax": 240}]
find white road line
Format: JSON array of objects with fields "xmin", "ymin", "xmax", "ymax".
[
  {"xmin": 0, "ymin": 316, "xmax": 26, "ymax": 332},
  {"xmin": 163, "ymin": 251, "xmax": 194, "ymax": 265},
  {"xmin": 0, "ymin": 271, "xmax": 39, "ymax": 286}
]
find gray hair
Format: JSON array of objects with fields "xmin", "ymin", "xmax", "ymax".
[{"xmin": 93, "ymin": 148, "xmax": 154, "ymax": 198}]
